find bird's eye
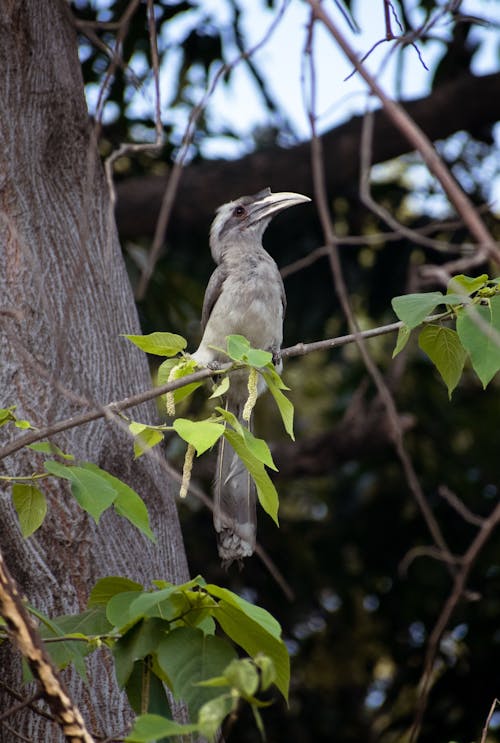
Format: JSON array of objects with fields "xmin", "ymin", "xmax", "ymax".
[{"xmin": 233, "ymin": 205, "xmax": 246, "ymax": 218}]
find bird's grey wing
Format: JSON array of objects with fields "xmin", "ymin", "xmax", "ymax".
[
  {"xmin": 201, "ymin": 266, "xmax": 228, "ymax": 332},
  {"xmin": 279, "ymin": 273, "xmax": 287, "ymax": 317}
]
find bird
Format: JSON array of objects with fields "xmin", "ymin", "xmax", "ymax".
[{"xmin": 192, "ymin": 187, "xmax": 311, "ymax": 566}]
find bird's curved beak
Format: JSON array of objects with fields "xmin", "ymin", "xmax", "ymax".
[{"xmin": 248, "ymin": 191, "xmax": 311, "ymax": 224}]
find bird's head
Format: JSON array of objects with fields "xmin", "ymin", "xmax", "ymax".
[{"xmin": 209, "ymin": 187, "xmax": 310, "ymax": 262}]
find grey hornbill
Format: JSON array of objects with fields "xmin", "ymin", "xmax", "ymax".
[{"xmin": 192, "ymin": 187, "xmax": 310, "ymax": 566}]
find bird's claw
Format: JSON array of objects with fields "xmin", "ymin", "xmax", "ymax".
[{"xmin": 207, "ymin": 360, "xmax": 223, "ymax": 371}]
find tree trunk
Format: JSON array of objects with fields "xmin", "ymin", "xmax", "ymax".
[{"xmin": 0, "ymin": 2, "xmax": 189, "ymax": 740}]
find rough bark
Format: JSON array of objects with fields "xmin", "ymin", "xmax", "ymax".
[
  {"xmin": 114, "ymin": 72, "xmax": 500, "ymax": 241},
  {"xmin": 0, "ymin": 3, "xmax": 189, "ymax": 741}
]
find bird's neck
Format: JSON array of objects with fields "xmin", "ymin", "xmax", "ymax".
[{"xmin": 215, "ymin": 240, "xmax": 268, "ymax": 267}]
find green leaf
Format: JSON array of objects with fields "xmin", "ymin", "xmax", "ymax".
[
  {"xmin": 88, "ymin": 576, "xmax": 144, "ymax": 608},
  {"xmin": 198, "ymin": 695, "xmax": 235, "ymax": 740},
  {"xmin": 106, "ymin": 591, "xmax": 147, "ymax": 630},
  {"xmin": 226, "ymin": 334, "xmax": 250, "ymax": 360},
  {"xmin": 125, "ymin": 661, "xmax": 172, "ymax": 724},
  {"xmin": 156, "ymin": 358, "xmax": 179, "ymax": 385},
  {"xmin": 156, "ymin": 626, "xmax": 237, "ymax": 717},
  {"xmin": 205, "ymin": 585, "xmax": 282, "ymax": 639},
  {"xmin": 0, "ymin": 406, "xmax": 16, "ymax": 427},
  {"xmin": 41, "ymin": 634, "xmax": 87, "ymax": 679},
  {"xmin": 262, "ymin": 363, "xmax": 290, "ymax": 390},
  {"xmin": 216, "ymin": 406, "xmax": 245, "ymax": 436},
  {"xmin": 391, "ymin": 292, "xmax": 445, "ymax": 329},
  {"xmin": 113, "ymin": 618, "xmax": 169, "ymax": 688},
  {"xmin": 223, "ymin": 430, "xmax": 279, "ymax": 524},
  {"xmin": 448, "ymin": 273, "xmax": 489, "ymax": 295},
  {"xmin": 44, "ymin": 461, "xmax": 117, "ymax": 522},
  {"xmin": 158, "ymin": 358, "xmax": 203, "ymax": 404},
  {"xmin": 246, "ymin": 348, "xmax": 273, "ymax": 367},
  {"xmin": 44, "ymin": 607, "xmax": 113, "ymax": 638},
  {"xmin": 418, "ymin": 325, "xmax": 467, "ymax": 399},
  {"xmin": 255, "ymin": 654, "xmax": 277, "ymax": 690},
  {"xmin": 124, "ymin": 332, "xmax": 187, "ymax": 357},
  {"xmin": 173, "ymin": 419, "xmax": 225, "ymax": 456},
  {"xmin": 206, "ymin": 584, "xmax": 289, "ymax": 700},
  {"xmin": 241, "ymin": 428, "xmax": 277, "ymax": 471},
  {"xmin": 442, "ymin": 293, "xmax": 468, "ymax": 306},
  {"xmin": 223, "ymin": 658, "xmax": 259, "ymax": 697},
  {"xmin": 128, "ymin": 423, "xmax": 164, "ymax": 459},
  {"xmin": 126, "ymin": 587, "xmax": 180, "ymax": 622},
  {"xmin": 39, "ymin": 607, "xmax": 112, "ymax": 679},
  {"xmin": 457, "ymin": 297, "xmax": 500, "ymax": 387},
  {"xmin": 215, "ymin": 408, "xmax": 277, "ymax": 470},
  {"xmin": 225, "ymin": 335, "xmax": 273, "ymax": 367},
  {"xmin": 113, "ymin": 492, "xmax": 155, "ymax": 543},
  {"xmin": 79, "ymin": 463, "xmax": 155, "ymax": 542},
  {"xmin": 168, "ymin": 591, "xmax": 216, "ymax": 633},
  {"xmin": 392, "ymin": 325, "xmax": 411, "ymax": 358},
  {"xmin": 106, "ymin": 578, "xmax": 208, "ymax": 630},
  {"xmin": 209, "ymin": 377, "xmax": 230, "ymax": 399},
  {"xmin": 125, "ymin": 714, "xmax": 198, "ymax": 742},
  {"xmin": 28, "ymin": 442, "xmax": 74, "ymax": 460},
  {"xmin": 12, "ymin": 484, "xmax": 47, "ymax": 537},
  {"xmin": 14, "ymin": 419, "xmax": 34, "ymax": 429},
  {"xmin": 0, "ymin": 406, "xmax": 34, "ymax": 430},
  {"xmin": 261, "ymin": 370, "xmax": 294, "ymax": 440}
]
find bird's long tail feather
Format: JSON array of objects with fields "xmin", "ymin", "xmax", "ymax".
[{"xmin": 213, "ymin": 400, "xmax": 256, "ymax": 567}]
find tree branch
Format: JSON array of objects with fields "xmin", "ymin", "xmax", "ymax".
[
  {"xmin": 409, "ymin": 497, "xmax": 500, "ymax": 741},
  {"xmin": 0, "ymin": 550, "xmax": 95, "ymax": 743},
  {"xmin": 306, "ymin": 0, "xmax": 498, "ymax": 260},
  {"xmin": 114, "ymin": 72, "xmax": 500, "ymax": 241},
  {"xmin": 0, "ymin": 318, "xmax": 414, "ymax": 463}
]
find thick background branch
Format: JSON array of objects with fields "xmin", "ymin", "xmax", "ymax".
[{"xmin": 115, "ymin": 72, "xmax": 500, "ymax": 240}]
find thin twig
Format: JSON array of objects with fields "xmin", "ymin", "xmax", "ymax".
[
  {"xmin": 0, "ymin": 692, "xmax": 43, "ymax": 723},
  {"xmin": 383, "ymin": 0, "xmax": 394, "ymax": 39},
  {"xmin": 93, "ymin": 0, "xmax": 142, "ymax": 129},
  {"xmin": 0, "ymin": 681, "xmax": 55, "ymax": 724},
  {"xmin": 76, "ymin": 26, "xmax": 141, "ymax": 88},
  {"xmin": 0, "ymin": 367, "xmax": 216, "ymax": 462},
  {"xmin": 305, "ymin": 0, "xmax": 500, "ymax": 263},
  {"xmin": 281, "ymin": 246, "xmax": 330, "ymax": 278},
  {"xmin": 280, "ymin": 209, "xmax": 496, "ymax": 279},
  {"xmin": 104, "ymin": 0, "xmax": 164, "ymax": 207},
  {"xmin": 399, "ymin": 545, "xmax": 463, "ymax": 576},
  {"xmin": 359, "ymin": 109, "xmax": 472, "ymax": 254},
  {"xmin": 0, "ymin": 722, "xmax": 33, "ymax": 742},
  {"xmin": 409, "ymin": 498, "xmax": 500, "ymax": 741},
  {"xmin": 304, "ymin": 7, "xmax": 455, "ymax": 572},
  {"xmin": 1, "ymin": 315, "xmax": 448, "ymax": 464},
  {"xmin": 344, "ymin": 0, "xmax": 428, "ymax": 82},
  {"xmin": 438, "ymin": 485, "xmax": 485, "ymax": 527},
  {"xmin": 0, "ymin": 550, "xmax": 95, "ymax": 742},
  {"xmin": 481, "ymin": 698, "xmax": 500, "ymax": 743},
  {"xmin": 135, "ymin": 0, "xmax": 292, "ymax": 300}
]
